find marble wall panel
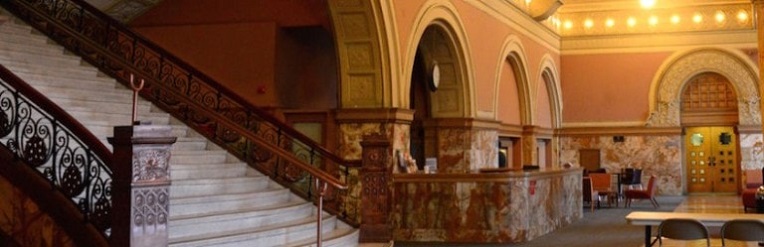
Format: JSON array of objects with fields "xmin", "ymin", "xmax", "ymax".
[
  {"xmin": 740, "ymin": 133, "xmax": 764, "ymax": 171},
  {"xmin": 391, "ymin": 169, "xmax": 582, "ymax": 243},
  {"xmin": 469, "ymin": 129, "xmax": 499, "ymax": 171},
  {"xmin": 560, "ymin": 135, "xmax": 683, "ymax": 195},
  {"xmin": 436, "ymin": 128, "xmax": 469, "ymax": 173},
  {"xmin": 436, "ymin": 128, "xmax": 498, "ymax": 173}
]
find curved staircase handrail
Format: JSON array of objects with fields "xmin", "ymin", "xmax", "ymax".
[
  {"xmin": 0, "ymin": 0, "xmax": 359, "ymax": 222},
  {"xmin": 0, "ymin": 64, "xmax": 113, "ymax": 238}
]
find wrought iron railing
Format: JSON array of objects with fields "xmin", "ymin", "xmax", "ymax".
[
  {"xmin": 0, "ymin": 0, "xmax": 361, "ymax": 224},
  {"xmin": 0, "ymin": 64, "xmax": 112, "ymax": 237}
]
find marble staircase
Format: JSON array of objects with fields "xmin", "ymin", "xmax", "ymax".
[{"xmin": 0, "ymin": 10, "xmax": 358, "ymax": 247}]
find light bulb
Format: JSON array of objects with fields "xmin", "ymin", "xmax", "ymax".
[
  {"xmin": 627, "ymin": 17, "xmax": 637, "ymax": 27},
  {"xmin": 640, "ymin": 0, "xmax": 656, "ymax": 9},
  {"xmin": 670, "ymin": 15, "xmax": 680, "ymax": 24}
]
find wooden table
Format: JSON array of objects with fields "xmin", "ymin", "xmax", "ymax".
[{"xmin": 625, "ymin": 211, "xmax": 764, "ymax": 247}]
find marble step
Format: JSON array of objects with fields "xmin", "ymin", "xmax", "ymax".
[
  {"xmin": 169, "ymin": 211, "xmax": 338, "ymax": 247},
  {"xmin": 0, "ymin": 30, "xmax": 50, "ymax": 46},
  {"xmin": 172, "ymin": 137, "xmax": 210, "ymax": 151},
  {"xmin": 171, "ymin": 176, "xmax": 271, "ymax": 198},
  {"xmin": 0, "ymin": 61, "xmax": 100, "ymax": 79},
  {"xmin": 31, "ymin": 85, "xmax": 142, "ymax": 102},
  {"xmin": 46, "ymin": 100, "xmax": 152, "ymax": 114},
  {"xmin": 0, "ymin": 52, "xmax": 82, "ymax": 67},
  {"xmin": 170, "ymin": 187, "xmax": 291, "ymax": 218},
  {"xmin": 0, "ymin": 19, "xmax": 32, "ymax": 34},
  {"xmin": 172, "ymin": 162, "xmax": 248, "ymax": 180},
  {"xmin": 285, "ymin": 225, "xmax": 359, "ymax": 247},
  {"xmin": 170, "ymin": 150, "xmax": 229, "ymax": 164},
  {"xmin": 67, "ymin": 110, "xmax": 171, "ymax": 126},
  {"xmin": 0, "ymin": 38, "xmax": 66, "ymax": 57},
  {"xmin": 169, "ymin": 201, "xmax": 315, "ymax": 240},
  {"xmin": 82, "ymin": 124, "xmax": 188, "ymax": 140},
  {"xmin": 8, "ymin": 68, "xmax": 115, "ymax": 86},
  {"xmin": 44, "ymin": 94, "xmax": 153, "ymax": 110}
]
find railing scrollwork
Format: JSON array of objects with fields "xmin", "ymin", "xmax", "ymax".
[{"xmin": 0, "ymin": 65, "xmax": 113, "ymax": 238}]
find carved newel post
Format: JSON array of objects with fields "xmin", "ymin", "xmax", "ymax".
[
  {"xmin": 108, "ymin": 124, "xmax": 177, "ymax": 247},
  {"xmin": 359, "ymin": 133, "xmax": 392, "ymax": 242}
]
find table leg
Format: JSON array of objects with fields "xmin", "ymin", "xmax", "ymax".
[{"xmin": 644, "ymin": 225, "xmax": 651, "ymax": 247}]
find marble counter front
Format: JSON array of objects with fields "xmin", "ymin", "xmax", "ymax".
[{"xmin": 391, "ymin": 168, "xmax": 583, "ymax": 243}]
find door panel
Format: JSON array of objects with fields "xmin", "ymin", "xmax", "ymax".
[{"xmin": 685, "ymin": 126, "xmax": 738, "ymax": 193}]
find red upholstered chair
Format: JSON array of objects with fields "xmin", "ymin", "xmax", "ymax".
[
  {"xmin": 624, "ymin": 175, "xmax": 659, "ymax": 208},
  {"xmin": 742, "ymin": 170, "xmax": 763, "ymax": 211}
]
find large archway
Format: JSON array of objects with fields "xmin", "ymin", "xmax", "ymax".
[
  {"xmin": 647, "ymin": 48, "xmax": 760, "ymax": 127},
  {"xmin": 648, "ymin": 48, "xmax": 761, "ymax": 193}
]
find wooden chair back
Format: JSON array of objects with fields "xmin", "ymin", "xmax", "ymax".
[{"xmin": 589, "ymin": 173, "xmax": 612, "ymax": 192}]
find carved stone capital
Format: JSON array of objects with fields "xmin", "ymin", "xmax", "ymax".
[{"xmin": 132, "ymin": 147, "xmax": 172, "ymax": 183}]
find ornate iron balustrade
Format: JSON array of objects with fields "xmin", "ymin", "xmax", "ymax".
[
  {"xmin": 0, "ymin": 0, "xmax": 361, "ymax": 223},
  {"xmin": 0, "ymin": 65, "xmax": 112, "ymax": 237}
]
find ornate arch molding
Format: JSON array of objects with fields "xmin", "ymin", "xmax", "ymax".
[
  {"xmin": 495, "ymin": 35, "xmax": 532, "ymax": 124},
  {"xmin": 328, "ymin": 0, "xmax": 392, "ymax": 108},
  {"xmin": 647, "ymin": 48, "xmax": 761, "ymax": 127},
  {"xmin": 403, "ymin": 0, "xmax": 475, "ymax": 118},
  {"xmin": 538, "ymin": 54, "xmax": 563, "ymax": 129}
]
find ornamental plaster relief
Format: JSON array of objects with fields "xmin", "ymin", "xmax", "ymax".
[{"xmin": 647, "ymin": 49, "xmax": 760, "ymax": 127}]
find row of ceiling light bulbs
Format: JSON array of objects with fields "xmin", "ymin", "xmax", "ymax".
[{"xmin": 552, "ymin": 9, "xmax": 749, "ymax": 30}]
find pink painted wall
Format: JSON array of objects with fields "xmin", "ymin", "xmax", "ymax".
[
  {"xmin": 134, "ymin": 23, "xmax": 278, "ymax": 105},
  {"xmin": 130, "ymin": 0, "xmax": 329, "ymax": 28},
  {"xmin": 561, "ymin": 52, "xmax": 671, "ymax": 123},
  {"xmin": 130, "ymin": 0, "xmax": 337, "ymax": 109},
  {"xmin": 537, "ymin": 79, "xmax": 552, "ymax": 128},
  {"xmin": 498, "ymin": 61, "xmax": 522, "ymax": 125},
  {"xmin": 393, "ymin": 1, "xmax": 560, "ymax": 125}
]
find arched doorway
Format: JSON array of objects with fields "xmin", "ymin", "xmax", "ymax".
[
  {"xmin": 409, "ymin": 24, "xmax": 464, "ymax": 168},
  {"xmin": 682, "ymin": 72, "xmax": 739, "ymax": 193},
  {"xmin": 410, "ymin": 49, "xmax": 431, "ymax": 169}
]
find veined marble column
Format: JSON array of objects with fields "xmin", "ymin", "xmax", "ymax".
[
  {"xmin": 336, "ymin": 108, "xmax": 414, "ymax": 161},
  {"xmin": 755, "ymin": 0, "xmax": 764, "ymax": 134},
  {"xmin": 423, "ymin": 118, "xmax": 500, "ymax": 173},
  {"xmin": 523, "ymin": 126, "xmax": 539, "ymax": 166}
]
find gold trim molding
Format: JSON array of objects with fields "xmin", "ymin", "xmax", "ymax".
[
  {"xmin": 558, "ymin": 126, "xmax": 683, "ymax": 136},
  {"xmin": 335, "ymin": 108, "xmax": 414, "ymax": 124}
]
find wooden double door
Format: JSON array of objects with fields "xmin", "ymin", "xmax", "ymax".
[{"xmin": 685, "ymin": 126, "xmax": 739, "ymax": 193}]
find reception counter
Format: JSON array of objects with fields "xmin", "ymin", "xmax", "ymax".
[{"xmin": 391, "ymin": 167, "xmax": 583, "ymax": 243}]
